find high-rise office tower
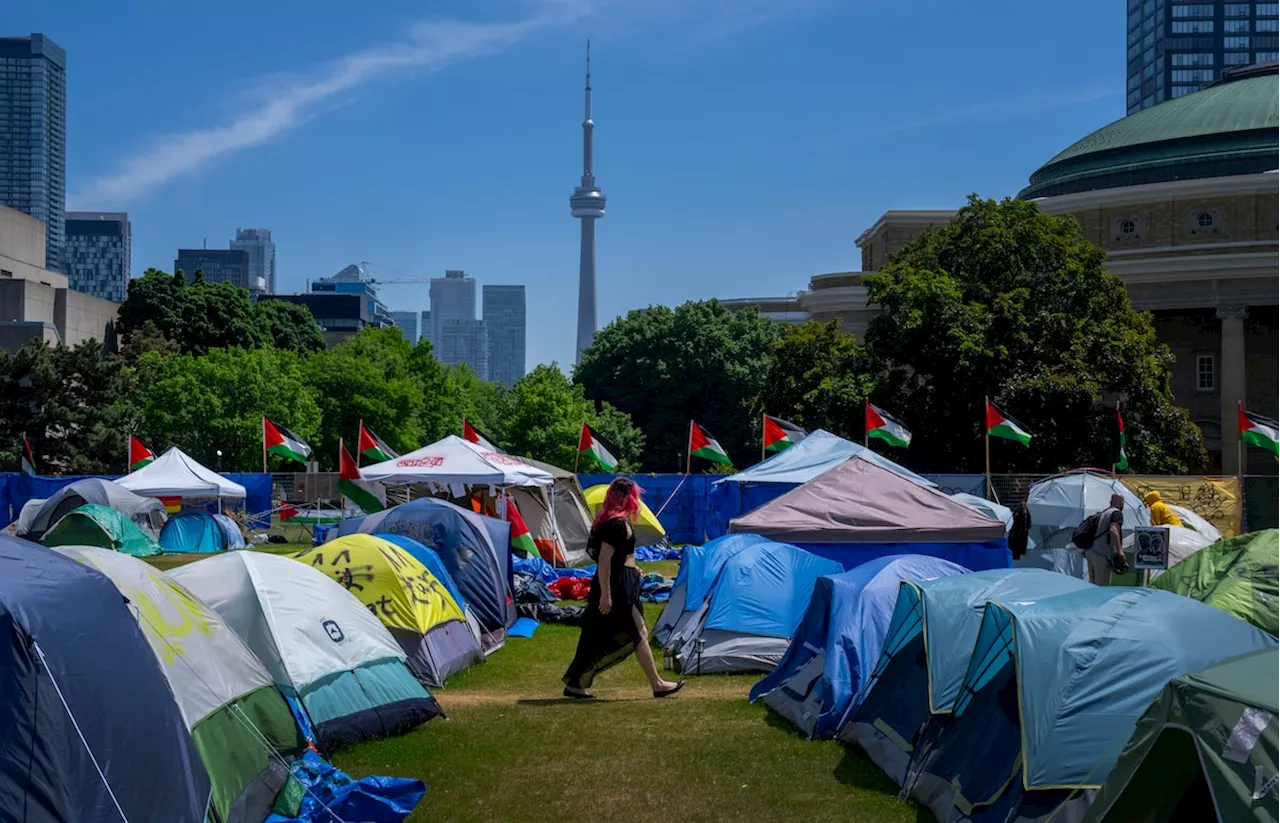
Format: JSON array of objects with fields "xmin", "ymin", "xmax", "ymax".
[
  {"xmin": 63, "ymin": 212, "xmax": 130, "ymax": 302},
  {"xmin": 390, "ymin": 310, "xmax": 420, "ymax": 343},
  {"xmin": 428, "ymin": 270, "xmax": 476, "ymax": 341},
  {"xmin": 0, "ymin": 34, "xmax": 67, "ymax": 272},
  {"xmin": 1127, "ymin": 0, "xmax": 1279, "ymax": 113},
  {"xmin": 175, "ymin": 249, "xmax": 251, "ymax": 291},
  {"xmin": 570, "ymin": 43, "xmax": 605, "ymax": 363},
  {"xmin": 483, "ymin": 285, "xmax": 526, "ymax": 387},
  {"xmin": 230, "ymin": 228, "xmax": 276, "ymax": 294},
  {"xmin": 428, "ymin": 270, "xmax": 488, "ymax": 376},
  {"xmin": 421, "ymin": 310, "xmax": 433, "ymax": 348}
]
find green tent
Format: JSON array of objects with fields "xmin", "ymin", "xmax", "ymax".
[
  {"xmin": 1084, "ymin": 647, "xmax": 1278, "ymax": 823},
  {"xmin": 1151, "ymin": 529, "xmax": 1279, "ymax": 636},
  {"xmin": 42, "ymin": 503, "xmax": 163, "ymax": 557}
]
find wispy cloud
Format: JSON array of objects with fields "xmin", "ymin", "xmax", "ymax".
[
  {"xmin": 860, "ymin": 85, "xmax": 1121, "ymax": 140},
  {"xmin": 70, "ymin": 1, "xmax": 589, "ymax": 207}
]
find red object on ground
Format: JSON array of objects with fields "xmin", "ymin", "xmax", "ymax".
[
  {"xmin": 550, "ymin": 577, "xmax": 592, "ymax": 601},
  {"xmin": 279, "ymin": 502, "xmax": 299, "ymax": 522}
]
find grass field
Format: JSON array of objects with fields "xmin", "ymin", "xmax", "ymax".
[{"xmin": 151, "ymin": 550, "xmax": 919, "ymax": 822}]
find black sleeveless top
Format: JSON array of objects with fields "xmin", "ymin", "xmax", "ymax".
[{"xmin": 588, "ymin": 517, "xmax": 636, "ymax": 562}]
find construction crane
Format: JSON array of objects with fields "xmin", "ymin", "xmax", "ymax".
[{"xmin": 359, "ymin": 261, "xmax": 433, "ymax": 285}]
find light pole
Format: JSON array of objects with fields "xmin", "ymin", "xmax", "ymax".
[{"xmin": 216, "ymin": 449, "xmax": 223, "ymax": 471}]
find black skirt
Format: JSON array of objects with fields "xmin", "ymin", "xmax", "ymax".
[{"xmin": 562, "ymin": 566, "xmax": 644, "ymax": 690}]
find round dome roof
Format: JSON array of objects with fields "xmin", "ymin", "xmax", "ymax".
[{"xmin": 1020, "ymin": 63, "xmax": 1278, "ymax": 200}]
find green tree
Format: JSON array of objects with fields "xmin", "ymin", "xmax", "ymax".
[
  {"xmin": 575, "ymin": 300, "xmax": 780, "ymax": 470},
  {"xmin": 0, "ymin": 340, "xmax": 140, "ymax": 475},
  {"xmin": 118, "ymin": 268, "xmax": 268, "ymax": 354},
  {"xmin": 503, "ymin": 364, "xmax": 644, "ymax": 471},
  {"xmin": 759, "ymin": 320, "xmax": 876, "ymax": 441},
  {"xmin": 138, "ymin": 347, "xmax": 321, "ymax": 470},
  {"xmin": 304, "ymin": 347, "xmax": 425, "ymax": 469},
  {"xmin": 117, "ymin": 268, "xmax": 184, "ymax": 344},
  {"xmin": 257, "ymin": 300, "xmax": 326, "ymax": 354},
  {"xmin": 450, "ymin": 364, "xmax": 508, "ymax": 443},
  {"xmin": 862, "ymin": 195, "xmax": 1204, "ymax": 473}
]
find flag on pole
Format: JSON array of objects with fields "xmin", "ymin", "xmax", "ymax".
[
  {"xmin": 1239, "ymin": 406, "xmax": 1279, "ymax": 455},
  {"xmin": 763, "ymin": 415, "xmax": 806, "ymax": 453},
  {"xmin": 279, "ymin": 502, "xmax": 300, "ymax": 522},
  {"xmin": 20, "ymin": 434, "xmax": 36, "ymax": 476},
  {"xmin": 337, "ymin": 441, "xmax": 385, "ymax": 513},
  {"xmin": 578, "ymin": 423, "xmax": 619, "ymax": 472},
  {"xmin": 129, "ymin": 436, "xmax": 156, "ymax": 471},
  {"xmin": 357, "ymin": 421, "xmax": 398, "ymax": 463},
  {"xmin": 463, "ymin": 419, "xmax": 503, "ymax": 453},
  {"xmin": 505, "ymin": 495, "xmax": 539, "ymax": 558},
  {"xmin": 985, "ymin": 401, "xmax": 1033, "ymax": 447},
  {"xmin": 263, "ymin": 418, "xmax": 312, "ymax": 464},
  {"xmin": 689, "ymin": 421, "xmax": 733, "ymax": 467},
  {"xmin": 865, "ymin": 402, "xmax": 912, "ymax": 448},
  {"xmin": 1114, "ymin": 409, "xmax": 1130, "ymax": 472}
]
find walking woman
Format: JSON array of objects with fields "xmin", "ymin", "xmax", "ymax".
[{"xmin": 563, "ymin": 477, "xmax": 684, "ymax": 699}]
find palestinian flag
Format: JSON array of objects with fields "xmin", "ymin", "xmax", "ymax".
[
  {"xmin": 1239, "ymin": 405, "xmax": 1279, "ymax": 456},
  {"xmin": 505, "ymin": 495, "xmax": 538, "ymax": 559},
  {"xmin": 865, "ymin": 402, "xmax": 912, "ymax": 448},
  {"xmin": 763, "ymin": 415, "xmax": 806, "ymax": 453},
  {"xmin": 20, "ymin": 434, "xmax": 35, "ymax": 476},
  {"xmin": 336, "ymin": 441, "xmax": 385, "ymax": 513},
  {"xmin": 985, "ymin": 401, "xmax": 1032, "ymax": 447},
  {"xmin": 578, "ymin": 423, "xmax": 619, "ymax": 472},
  {"xmin": 279, "ymin": 502, "xmax": 300, "ymax": 522},
  {"xmin": 357, "ymin": 421, "xmax": 398, "ymax": 463},
  {"xmin": 263, "ymin": 418, "xmax": 311, "ymax": 464},
  {"xmin": 129, "ymin": 436, "xmax": 155, "ymax": 471},
  {"xmin": 1114, "ymin": 409, "xmax": 1130, "ymax": 472},
  {"xmin": 689, "ymin": 421, "xmax": 733, "ymax": 467},
  {"xmin": 463, "ymin": 419, "xmax": 503, "ymax": 453}
]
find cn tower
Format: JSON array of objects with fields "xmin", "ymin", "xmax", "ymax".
[{"xmin": 571, "ymin": 41, "xmax": 605, "ymax": 363}]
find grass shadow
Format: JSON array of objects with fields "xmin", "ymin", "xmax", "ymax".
[
  {"xmin": 761, "ymin": 704, "xmax": 818, "ymax": 742},
  {"xmin": 515, "ymin": 697, "xmax": 627, "ymax": 707},
  {"xmin": 834, "ymin": 745, "xmax": 931, "ymax": 821}
]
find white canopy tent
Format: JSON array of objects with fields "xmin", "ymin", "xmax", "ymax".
[
  {"xmin": 117, "ymin": 447, "xmax": 246, "ymax": 498},
  {"xmin": 360, "ymin": 436, "xmax": 554, "ymax": 489}
]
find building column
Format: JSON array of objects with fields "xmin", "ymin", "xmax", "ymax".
[{"xmin": 1217, "ymin": 306, "xmax": 1247, "ymax": 475}]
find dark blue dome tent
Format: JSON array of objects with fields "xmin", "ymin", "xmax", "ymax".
[{"xmin": 0, "ymin": 536, "xmax": 211, "ymax": 822}]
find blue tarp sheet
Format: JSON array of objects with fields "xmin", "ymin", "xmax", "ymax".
[
  {"xmin": 578, "ymin": 473, "xmax": 713, "ymax": 544},
  {"xmin": 1, "ymin": 472, "xmax": 274, "ymax": 528},
  {"xmin": 795, "ymin": 539, "xmax": 1011, "ymax": 573},
  {"xmin": 265, "ymin": 751, "xmax": 425, "ymax": 823},
  {"xmin": 750, "ymin": 554, "xmax": 969, "ymax": 738},
  {"xmin": 703, "ymin": 541, "xmax": 843, "ymax": 638}
]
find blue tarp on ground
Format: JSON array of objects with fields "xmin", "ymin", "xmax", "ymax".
[
  {"xmin": 265, "ymin": 751, "xmax": 425, "ymax": 823},
  {"xmin": 0, "ymin": 536, "xmax": 211, "ymax": 822},
  {"xmin": 158, "ymin": 509, "xmax": 226, "ymax": 553},
  {"xmin": 1, "ymin": 472, "xmax": 274, "ymax": 528},
  {"xmin": 750, "ymin": 554, "xmax": 969, "ymax": 738}
]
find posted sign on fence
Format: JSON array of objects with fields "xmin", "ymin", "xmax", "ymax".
[{"xmin": 1133, "ymin": 526, "xmax": 1171, "ymax": 571}]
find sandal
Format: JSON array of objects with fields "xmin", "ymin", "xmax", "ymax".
[
  {"xmin": 563, "ymin": 687, "xmax": 596, "ymax": 700},
  {"xmin": 653, "ymin": 680, "xmax": 685, "ymax": 699}
]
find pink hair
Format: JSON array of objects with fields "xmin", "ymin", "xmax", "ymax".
[{"xmin": 593, "ymin": 477, "xmax": 642, "ymax": 529}]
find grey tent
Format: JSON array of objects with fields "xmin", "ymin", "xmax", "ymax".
[
  {"xmin": 728, "ymin": 458, "xmax": 1011, "ymax": 571},
  {"xmin": 18, "ymin": 478, "xmax": 167, "ymax": 541},
  {"xmin": 512, "ymin": 458, "xmax": 593, "ymax": 566}
]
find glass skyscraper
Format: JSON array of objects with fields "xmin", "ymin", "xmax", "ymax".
[
  {"xmin": 1127, "ymin": 1, "xmax": 1279, "ymax": 113},
  {"xmin": 64, "ymin": 212, "xmax": 130, "ymax": 302},
  {"xmin": 390, "ymin": 310, "xmax": 420, "ymax": 343},
  {"xmin": 175, "ymin": 248, "xmax": 251, "ymax": 291},
  {"xmin": 0, "ymin": 34, "xmax": 67, "ymax": 272},
  {"xmin": 230, "ymin": 228, "xmax": 276, "ymax": 294},
  {"xmin": 483, "ymin": 285, "xmax": 526, "ymax": 387}
]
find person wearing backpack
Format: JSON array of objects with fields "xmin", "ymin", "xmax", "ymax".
[{"xmin": 1072, "ymin": 493, "xmax": 1128, "ymax": 586}]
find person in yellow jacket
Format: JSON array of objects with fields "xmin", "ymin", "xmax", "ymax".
[{"xmin": 1143, "ymin": 490, "xmax": 1184, "ymax": 527}]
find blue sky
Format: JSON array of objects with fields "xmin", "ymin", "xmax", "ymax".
[{"xmin": 17, "ymin": 0, "xmax": 1124, "ymax": 369}]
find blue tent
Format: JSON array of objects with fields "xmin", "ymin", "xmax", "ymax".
[
  {"xmin": 339, "ymin": 498, "xmax": 512, "ymax": 638},
  {"xmin": 652, "ymin": 533, "xmax": 771, "ymax": 647},
  {"xmin": 707, "ymin": 430, "xmax": 936, "ymax": 538},
  {"xmin": 950, "ymin": 492, "xmax": 1012, "ymax": 532},
  {"xmin": 909, "ymin": 587, "xmax": 1277, "ymax": 823},
  {"xmin": 377, "ymin": 532, "xmax": 469, "ymax": 612},
  {"xmin": 668, "ymin": 540, "xmax": 843, "ymax": 674},
  {"xmin": 158, "ymin": 508, "xmax": 227, "ymax": 553},
  {"xmin": 0, "ymin": 536, "xmax": 211, "ymax": 822},
  {"xmin": 750, "ymin": 554, "xmax": 969, "ymax": 739},
  {"xmin": 845, "ymin": 568, "xmax": 1092, "ymax": 786},
  {"xmin": 212, "ymin": 513, "xmax": 246, "ymax": 549}
]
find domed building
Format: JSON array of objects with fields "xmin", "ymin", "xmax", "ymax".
[{"xmin": 725, "ymin": 62, "xmax": 1278, "ymax": 474}]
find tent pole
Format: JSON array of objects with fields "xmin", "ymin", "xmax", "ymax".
[
  {"xmin": 760, "ymin": 412, "xmax": 765, "ymax": 464},
  {"xmin": 685, "ymin": 421, "xmax": 693, "ymax": 476},
  {"xmin": 984, "ymin": 396, "xmax": 993, "ymax": 500},
  {"xmin": 261, "ymin": 416, "xmax": 267, "ymax": 474},
  {"xmin": 574, "ymin": 422, "xmax": 582, "ymax": 475},
  {"xmin": 356, "ymin": 421, "xmax": 362, "ymax": 469}
]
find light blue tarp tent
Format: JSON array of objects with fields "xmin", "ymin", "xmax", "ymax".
[
  {"xmin": 749, "ymin": 554, "xmax": 969, "ymax": 739},
  {"xmin": 729, "ymin": 457, "xmax": 1011, "ymax": 571},
  {"xmin": 338, "ymin": 498, "xmax": 513, "ymax": 645},
  {"xmin": 950, "ymin": 492, "xmax": 1012, "ymax": 532},
  {"xmin": 652, "ymin": 533, "xmax": 772, "ymax": 647},
  {"xmin": 0, "ymin": 536, "xmax": 211, "ymax": 822},
  {"xmin": 707, "ymin": 430, "xmax": 936, "ymax": 539},
  {"xmin": 159, "ymin": 508, "xmax": 227, "ymax": 553},
  {"xmin": 844, "ymin": 568, "xmax": 1092, "ymax": 787},
  {"xmin": 667, "ymin": 540, "xmax": 843, "ymax": 674},
  {"xmin": 212, "ymin": 513, "xmax": 245, "ymax": 549},
  {"xmin": 906, "ymin": 586, "xmax": 1277, "ymax": 823}
]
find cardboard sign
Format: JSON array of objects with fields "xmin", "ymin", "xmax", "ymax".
[{"xmin": 1133, "ymin": 526, "xmax": 1170, "ymax": 570}]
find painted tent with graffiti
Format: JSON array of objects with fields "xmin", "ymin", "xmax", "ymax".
[{"xmin": 55, "ymin": 546, "xmax": 303, "ymax": 823}]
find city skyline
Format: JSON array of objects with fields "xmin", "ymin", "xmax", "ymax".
[{"xmin": 12, "ymin": 0, "xmax": 1134, "ymax": 368}]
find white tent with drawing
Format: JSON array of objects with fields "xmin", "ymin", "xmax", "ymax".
[{"xmin": 359, "ymin": 435, "xmax": 555, "ymax": 489}]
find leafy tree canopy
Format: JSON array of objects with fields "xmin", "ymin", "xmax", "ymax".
[
  {"xmin": 760, "ymin": 320, "xmax": 876, "ymax": 443},
  {"xmin": 862, "ymin": 195, "xmax": 1203, "ymax": 473}
]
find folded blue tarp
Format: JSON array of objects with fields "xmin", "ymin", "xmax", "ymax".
[
  {"xmin": 266, "ymin": 751, "xmax": 425, "ymax": 823},
  {"xmin": 635, "ymin": 545, "xmax": 683, "ymax": 562}
]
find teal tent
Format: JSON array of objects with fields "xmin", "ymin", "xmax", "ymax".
[
  {"xmin": 42, "ymin": 503, "xmax": 162, "ymax": 557},
  {"xmin": 159, "ymin": 509, "xmax": 227, "ymax": 553}
]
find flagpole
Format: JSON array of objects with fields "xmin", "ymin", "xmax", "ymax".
[
  {"xmin": 761, "ymin": 413, "xmax": 765, "ymax": 464},
  {"xmin": 356, "ymin": 421, "xmax": 362, "ymax": 469},
  {"xmin": 1113, "ymin": 401, "xmax": 1120, "ymax": 479},
  {"xmin": 686, "ymin": 421, "xmax": 693, "ymax": 476},
  {"xmin": 864, "ymin": 401, "xmax": 869, "ymax": 448},
  {"xmin": 984, "ymin": 396, "xmax": 993, "ymax": 500},
  {"xmin": 261, "ymin": 417, "xmax": 267, "ymax": 474},
  {"xmin": 1237, "ymin": 400, "xmax": 1244, "ymax": 484},
  {"xmin": 574, "ymin": 422, "xmax": 582, "ymax": 474}
]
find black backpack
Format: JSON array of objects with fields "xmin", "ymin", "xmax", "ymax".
[
  {"xmin": 1071, "ymin": 512, "xmax": 1103, "ymax": 549},
  {"xmin": 1008, "ymin": 503, "xmax": 1032, "ymax": 559}
]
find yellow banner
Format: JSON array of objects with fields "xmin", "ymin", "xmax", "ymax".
[{"xmin": 1120, "ymin": 476, "xmax": 1241, "ymax": 538}]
